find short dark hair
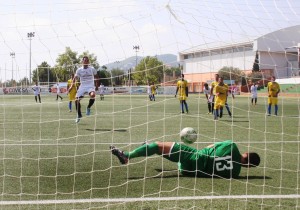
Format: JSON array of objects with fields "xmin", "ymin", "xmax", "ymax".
[
  {"xmin": 204, "ymin": 83, "xmax": 208, "ymax": 86},
  {"xmin": 248, "ymin": 153, "xmax": 260, "ymax": 167},
  {"xmin": 181, "ymin": 74, "xmax": 184, "ymax": 78}
]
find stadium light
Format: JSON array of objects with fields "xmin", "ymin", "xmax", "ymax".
[
  {"xmin": 133, "ymin": 45, "xmax": 139, "ymax": 67},
  {"xmin": 10, "ymin": 52, "xmax": 15, "ymax": 82},
  {"xmin": 27, "ymin": 32, "xmax": 35, "ymax": 84}
]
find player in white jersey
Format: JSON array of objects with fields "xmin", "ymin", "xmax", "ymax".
[
  {"xmin": 99, "ymin": 83, "xmax": 105, "ymax": 100},
  {"xmin": 69, "ymin": 56, "xmax": 99, "ymax": 123},
  {"xmin": 250, "ymin": 83, "xmax": 258, "ymax": 105},
  {"xmin": 203, "ymin": 83, "xmax": 212, "ymax": 114},
  {"xmin": 56, "ymin": 83, "xmax": 63, "ymax": 101},
  {"xmin": 147, "ymin": 83, "xmax": 152, "ymax": 101},
  {"xmin": 32, "ymin": 82, "xmax": 41, "ymax": 103}
]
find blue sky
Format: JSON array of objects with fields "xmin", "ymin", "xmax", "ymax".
[{"xmin": 1, "ymin": 0, "xmax": 300, "ymax": 81}]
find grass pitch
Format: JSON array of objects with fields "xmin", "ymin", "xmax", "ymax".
[{"xmin": 0, "ymin": 93, "xmax": 299, "ymax": 209}]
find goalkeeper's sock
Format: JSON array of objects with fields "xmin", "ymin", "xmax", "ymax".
[
  {"xmin": 69, "ymin": 102, "xmax": 72, "ymax": 110},
  {"xmin": 87, "ymin": 98, "xmax": 95, "ymax": 108},
  {"xmin": 275, "ymin": 105, "xmax": 278, "ymax": 115},
  {"xmin": 268, "ymin": 105, "xmax": 271, "ymax": 115},
  {"xmin": 124, "ymin": 142, "xmax": 159, "ymax": 159}
]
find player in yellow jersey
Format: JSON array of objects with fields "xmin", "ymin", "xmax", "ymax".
[
  {"xmin": 267, "ymin": 76, "xmax": 280, "ymax": 116},
  {"xmin": 150, "ymin": 82, "xmax": 157, "ymax": 101},
  {"xmin": 67, "ymin": 74, "xmax": 78, "ymax": 112},
  {"xmin": 210, "ymin": 73, "xmax": 220, "ymax": 115},
  {"xmin": 214, "ymin": 77, "xmax": 229, "ymax": 120},
  {"xmin": 175, "ymin": 74, "xmax": 189, "ymax": 113}
]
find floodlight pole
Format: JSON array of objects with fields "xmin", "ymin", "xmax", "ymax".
[
  {"xmin": 10, "ymin": 52, "xmax": 15, "ymax": 83},
  {"xmin": 133, "ymin": 45, "xmax": 139, "ymax": 68},
  {"xmin": 27, "ymin": 32, "xmax": 35, "ymax": 84}
]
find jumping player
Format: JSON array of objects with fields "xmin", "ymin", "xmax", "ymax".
[{"xmin": 69, "ymin": 56, "xmax": 99, "ymax": 123}]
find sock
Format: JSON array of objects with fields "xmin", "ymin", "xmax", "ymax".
[
  {"xmin": 184, "ymin": 101, "xmax": 188, "ymax": 112},
  {"xmin": 35, "ymin": 96, "xmax": 37, "ymax": 102},
  {"xmin": 275, "ymin": 105, "xmax": 278, "ymax": 115},
  {"xmin": 69, "ymin": 102, "xmax": 72, "ymax": 110},
  {"xmin": 180, "ymin": 102, "xmax": 184, "ymax": 113},
  {"xmin": 225, "ymin": 104, "xmax": 231, "ymax": 116},
  {"xmin": 255, "ymin": 98, "xmax": 257, "ymax": 104},
  {"xmin": 214, "ymin": 109, "xmax": 219, "ymax": 119},
  {"xmin": 208, "ymin": 103, "xmax": 211, "ymax": 112},
  {"xmin": 124, "ymin": 142, "xmax": 159, "ymax": 159},
  {"xmin": 76, "ymin": 101, "xmax": 82, "ymax": 117},
  {"xmin": 87, "ymin": 98, "xmax": 95, "ymax": 108},
  {"xmin": 268, "ymin": 105, "xmax": 271, "ymax": 114}
]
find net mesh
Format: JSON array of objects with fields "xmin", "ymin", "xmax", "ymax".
[{"xmin": 0, "ymin": 1, "xmax": 300, "ymax": 209}]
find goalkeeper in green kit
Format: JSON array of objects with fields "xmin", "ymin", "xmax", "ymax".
[{"xmin": 110, "ymin": 140, "xmax": 260, "ymax": 178}]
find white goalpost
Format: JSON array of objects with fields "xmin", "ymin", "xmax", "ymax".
[{"xmin": 0, "ymin": 1, "xmax": 300, "ymax": 209}]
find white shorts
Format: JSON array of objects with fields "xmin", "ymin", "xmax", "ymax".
[{"xmin": 76, "ymin": 86, "xmax": 95, "ymax": 98}]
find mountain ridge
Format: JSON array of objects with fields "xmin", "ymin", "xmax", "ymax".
[{"xmin": 104, "ymin": 54, "xmax": 178, "ymax": 70}]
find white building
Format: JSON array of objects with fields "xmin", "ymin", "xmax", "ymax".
[{"xmin": 179, "ymin": 25, "xmax": 300, "ymax": 84}]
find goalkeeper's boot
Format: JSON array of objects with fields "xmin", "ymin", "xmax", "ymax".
[
  {"xmin": 110, "ymin": 145, "xmax": 128, "ymax": 164},
  {"xmin": 86, "ymin": 107, "xmax": 91, "ymax": 116}
]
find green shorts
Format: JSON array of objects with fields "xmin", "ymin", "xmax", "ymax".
[{"xmin": 163, "ymin": 143, "xmax": 207, "ymax": 176}]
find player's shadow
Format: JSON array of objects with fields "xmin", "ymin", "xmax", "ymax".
[
  {"xmin": 85, "ymin": 128, "xmax": 127, "ymax": 132},
  {"xmin": 223, "ymin": 119, "xmax": 249, "ymax": 123},
  {"xmin": 237, "ymin": 176, "xmax": 272, "ymax": 180},
  {"xmin": 129, "ymin": 169, "xmax": 271, "ymax": 180}
]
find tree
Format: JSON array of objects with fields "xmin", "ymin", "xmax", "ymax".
[
  {"xmin": 18, "ymin": 77, "xmax": 30, "ymax": 86},
  {"xmin": 110, "ymin": 69, "xmax": 125, "ymax": 86},
  {"xmin": 32, "ymin": 62, "xmax": 55, "ymax": 83},
  {"xmin": 78, "ymin": 51, "xmax": 100, "ymax": 70},
  {"xmin": 164, "ymin": 66, "xmax": 181, "ymax": 77},
  {"xmin": 97, "ymin": 66, "xmax": 110, "ymax": 86},
  {"xmin": 132, "ymin": 56, "xmax": 164, "ymax": 85},
  {"xmin": 218, "ymin": 66, "xmax": 245, "ymax": 84},
  {"xmin": 247, "ymin": 71, "xmax": 263, "ymax": 83},
  {"xmin": 252, "ymin": 51, "xmax": 260, "ymax": 72},
  {"xmin": 55, "ymin": 47, "xmax": 79, "ymax": 82}
]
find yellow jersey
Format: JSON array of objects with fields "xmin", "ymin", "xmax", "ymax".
[
  {"xmin": 67, "ymin": 79, "xmax": 78, "ymax": 95},
  {"xmin": 267, "ymin": 82, "xmax": 280, "ymax": 97},
  {"xmin": 177, "ymin": 79, "xmax": 188, "ymax": 100},
  {"xmin": 215, "ymin": 83, "xmax": 228, "ymax": 101},
  {"xmin": 151, "ymin": 85, "xmax": 156, "ymax": 94},
  {"xmin": 211, "ymin": 81, "xmax": 219, "ymax": 95}
]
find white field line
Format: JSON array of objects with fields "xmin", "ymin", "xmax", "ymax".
[{"xmin": 1, "ymin": 194, "xmax": 300, "ymax": 205}]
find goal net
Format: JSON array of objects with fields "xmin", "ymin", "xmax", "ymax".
[{"xmin": 0, "ymin": 1, "xmax": 300, "ymax": 209}]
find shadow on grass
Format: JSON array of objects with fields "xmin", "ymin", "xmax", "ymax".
[
  {"xmin": 222, "ymin": 119, "xmax": 250, "ymax": 122},
  {"xmin": 85, "ymin": 128, "xmax": 127, "ymax": 132},
  {"xmin": 128, "ymin": 169, "xmax": 271, "ymax": 180}
]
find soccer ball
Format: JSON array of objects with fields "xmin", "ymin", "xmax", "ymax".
[{"xmin": 180, "ymin": 127, "xmax": 197, "ymax": 144}]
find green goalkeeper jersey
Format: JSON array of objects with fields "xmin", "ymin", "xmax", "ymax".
[
  {"xmin": 200, "ymin": 140, "xmax": 241, "ymax": 178},
  {"xmin": 166, "ymin": 140, "xmax": 242, "ymax": 178}
]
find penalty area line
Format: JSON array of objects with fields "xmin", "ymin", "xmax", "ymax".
[{"xmin": 1, "ymin": 194, "xmax": 300, "ymax": 205}]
